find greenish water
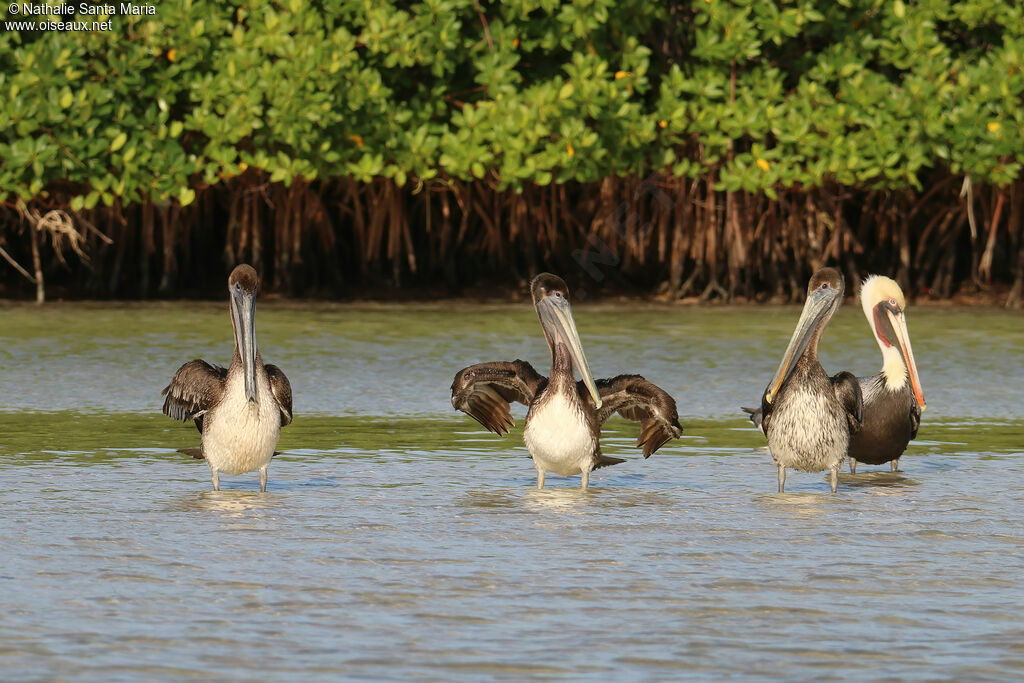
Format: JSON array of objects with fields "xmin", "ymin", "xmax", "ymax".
[{"xmin": 1, "ymin": 302, "xmax": 1023, "ymax": 679}]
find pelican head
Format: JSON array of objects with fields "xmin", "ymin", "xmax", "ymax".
[
  {"xmin": 530, "ymin": 273, "xmax": 602, "ymax": 409},
  {"xmin": 764, "ymin": 267, "xmax": 845, "ymax": 405},
  {"xmin": 228, "ymin": 264, "xmax": 259, "ymax": 405},
  {"xmin": 861, "ymin": 275, "xmax": 926, "ymax": 410}
]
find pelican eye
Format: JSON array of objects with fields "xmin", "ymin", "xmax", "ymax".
[{"xmin": 819, "ymin": 282, "xmax": 829, "ymax": 290}]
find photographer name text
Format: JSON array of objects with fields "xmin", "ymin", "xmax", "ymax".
[{"xmin": 11, "ymin": 3, "xmax": 155, "ymax": 16}]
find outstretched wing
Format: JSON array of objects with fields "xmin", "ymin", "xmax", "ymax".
[
  {"xmin": 592, "ymin": 375, "xmax": 682, "ymax": 457},
  {"xmin": 832, "ymin": 370, "xmax": 864, "ymax": 435},
  {"xmin": 161, "ymin": 360, "xmax": 228, "ymax": 433},
  {"xmin": 265, "ymin": 364, "xmax": 293, "ymax": 427},
  {"xmin": 451, "ymin": 360, "xmax": 547, "ymax": 435}
]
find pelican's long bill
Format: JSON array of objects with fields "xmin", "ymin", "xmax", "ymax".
[
  {"xmin": 885, "ymin": 308, "xmax": 927, "ymax": 411},
  {"xmin": 230, "ymin": 283, "xmax": 258, "ymax": 404},
  {"xmin": 536, "ymin": 294, "xmax": 603, "ymax": 409},
  {"xmin": 764, "ymin": 286, "xmax": 840, "ymax": 404}
]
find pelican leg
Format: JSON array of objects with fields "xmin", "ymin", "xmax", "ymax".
[
  {"xmin": 891, "ymin": 459, "xmax": 899, "ymax": 472},
  {"xmin": 536, "ymin": 470, "xmax": 545, "ymax": 490},
  {"xmin": 849, "ymin": 458, "xmax": 857, "ymax": 474},
  {"xmin": 211, "ymin": 469, "xmax": 220, "ymax": 491},
  {"xmin": 777, "ymin": 465, "xmax": 786, "ymax": 493},
  {"xmin": 580, "ymin": 470, "xmax": 590, "ymax": 490},
  {"xmin": 259, "ymin": 465, "xmax": 268, "ymax": 492},
  {"xmin": 829, "ymin": 467, "xmax": 839, "ymax": 493}
]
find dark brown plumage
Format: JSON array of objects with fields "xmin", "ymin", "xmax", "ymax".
[
  {"xmin": 450, "ymin": 360, "xmax": 546, "ymax": 435},
  {"xmin": 594, "ymin": 375, "xmax": 683, "ymax": 458},
  {"xmin": 264, "ymin": 364, "xmax": 294, "ymax": 427},
  {"xmin": 228, "ymin": 263, "xmax": 259, "ymax": 292},
  {"xmin": 831, "ymin": 370, "xmax": 864, "ymax": 435},
  {"xmin": 848, "ymin": 375, "xmax": 919, "ymax": 467},
  {"xmin": 161, "ymin": 360, "xmax": 227, "ymax": 432}
]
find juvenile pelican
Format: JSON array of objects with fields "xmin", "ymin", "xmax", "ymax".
[
  {"xmin": 161, "ymin": 264, "xmax": 293, "ymax": 492},
  {"xmin": 847, "ymin": 275, "xmax": 926, "ymax": 473},
  {"xmin": 757, "ymin": 267, "xmax": 863, "ymax": 493},
  {"xmin": 451, "ymin": 273, "xmax": 682, "ymax": 489}
]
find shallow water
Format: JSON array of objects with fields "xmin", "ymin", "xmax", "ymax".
[{"xmin": 1, "ymin": 301, "xmax": 1023, "ymax": 679}]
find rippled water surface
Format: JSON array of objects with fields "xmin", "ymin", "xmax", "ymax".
[{"xmin": 1, "ymin": 301, "xmax": 1023, "ymax": 679}]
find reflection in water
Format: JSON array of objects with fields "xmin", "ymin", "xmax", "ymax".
[
  {"xmin": 459, "ymin": 490, "xmax": 524, "ymax": 510},
  {"xmin": 183, "ymin": 490, "xmax": 283, "ymax": 516},
  {"xmin": 838, "ymin": 471, "xmax": 918, "ymax": 489},
  {"xmin": 522, "ymin": 488, "xmax": 592, "ymax": 514}
]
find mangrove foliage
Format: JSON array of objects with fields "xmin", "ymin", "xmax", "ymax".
[{"xmin": 0, "ymin": 0, "xmax": 1022, "ymax": 301}]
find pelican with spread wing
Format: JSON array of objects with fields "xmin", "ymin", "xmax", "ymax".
[
  {"xmin": 451, "ymin": 273, "xmax": 681, "ymax": 489},
  {"xmin": 161, "ymin": 264, "xmax": 293, "ymax": 492}
]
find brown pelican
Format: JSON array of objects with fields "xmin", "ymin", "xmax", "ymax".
[
  {"xmin": 757, "ymin": 267, "xmax": 863, "ymax": 493},
  {"xmin": 847, "ymin": 275, "xmax": 926, "ymax": 473},
  {"xmin": 451, "ymin": 273, "xmax": 681, "ymax": 489},
  {"xmin": 161, "ymin": 264, "xmax": 293, "ymax": 492}
]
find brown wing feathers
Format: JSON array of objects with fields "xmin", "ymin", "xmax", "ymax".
[
  {"xmin": 450, "ymin": 360, "xmax": 546, "ymax": 436},
  {"xmin": 160, "ymin": 360, "xmax": 227, "ymax": 428},
  {"xmin": 265, "ymin": 364, "xmax": 294, "ymax": 426},
  {"xmin": 462, "ymin": 384, "xmax": 516, "ymax": 435},
  {"xmin": 594, "ymin": 374, "xmax": 683, "ymax": 458},
  {"xmin": 831, "ymin": 370, "xmax": 864, "ymax": 434},
  {"xmin": 635, "ymin": 417, "xmax": 677, "ymax": 458}
]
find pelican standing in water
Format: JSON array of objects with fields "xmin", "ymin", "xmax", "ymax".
[
  {"xmin": 162, "ymin": 264, "xmax": 293, "ymax": 492},
  {"xmin": 757, "ymin": 267, "xmax": 863, "ymax": 493},
  {"xmin": 847, "ymin": 275, "xmax": 926, "ymax": 473},
  {"xmin": 451, "ymin": 273, "xmax": 681, "ymax": 489}
]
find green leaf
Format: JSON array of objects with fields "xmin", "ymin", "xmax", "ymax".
[{"xmin": 178, "ymin": 187, "xmax": 196, "ymax": 207}]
